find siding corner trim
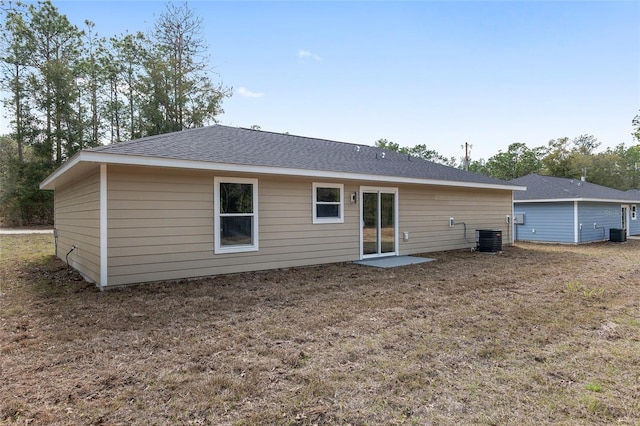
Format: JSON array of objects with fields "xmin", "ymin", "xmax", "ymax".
[
  {"xmin": 573, "ymin": 200, "xmax": 579, "ymax": 244},
  {"xmin": 100, "ymin": 164, "xmax": 108, "ymax": 288}
]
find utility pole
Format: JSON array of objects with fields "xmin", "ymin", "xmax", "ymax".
[{"xmin": 461, "ymin": 142, "xmax": 472, "ymax": 171}]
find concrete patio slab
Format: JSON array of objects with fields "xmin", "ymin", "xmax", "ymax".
[{"xmin": 354, "ymin": 255, "xmax": 436, "ymax": 269}]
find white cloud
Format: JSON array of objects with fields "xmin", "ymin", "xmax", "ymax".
[
  {"xmin": 238, "ymin": 87, "xmax": 264, "ymax": 98},
  {"xmin": 298, "ymin": 49, "xmax": 321, "ymax": 61}
]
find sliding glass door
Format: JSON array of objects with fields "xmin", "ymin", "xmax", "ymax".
[{"xmin": 361, "ymin": 188, "xmax": 398, "ymax": 258}]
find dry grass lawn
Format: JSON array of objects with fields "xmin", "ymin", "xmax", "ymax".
[{"xmin": 1, "ymin": 234, "xmax": 639, "ymax": 425}]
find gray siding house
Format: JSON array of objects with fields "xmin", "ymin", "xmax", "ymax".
[
  {"xmin": 511, "ymin": 174, "xmax": 640, "ymax": 244},
  {"xmin": 41, "ymin": 125, "xmax": 524, "ymax": 288}
]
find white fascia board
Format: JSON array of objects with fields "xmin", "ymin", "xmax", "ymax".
[
  {"xmin": 39, "ymin": 152, "xmax": 83, "ymax": 190},
  {"xmin": 514, "ymin": 198, "xmax": 634, "ymax": 204},
  {"xmin": 581, "ymin": 198, "xmax": 637, "ymax": 203},
  {"xmin": 45, "ymin": 151, "xmax": 526, "ymax": 192},
  {"xmin": 514, "ymin": 198, "xmax": 578, "ymax": 203}
]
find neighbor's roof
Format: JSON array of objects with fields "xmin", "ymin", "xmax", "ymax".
[
  {"xmin": 41, "ymin": 125, "xmax": 524, "ymax": 191},
  {"xmin": 627, "ymin": 189, "xmax": 640, "ymax": 200},
  {"xmin": 511, "ymin": 174, "xmax": 637, "ymax": 203}
]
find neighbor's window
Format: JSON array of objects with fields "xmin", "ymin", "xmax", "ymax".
[
  {"xmin": 632, "ymin": 205, "xmax": 637, "ymax": 220},
  {"xmin": 214, "ymin": 177, "xmax": 258, "ymax": 253},
  {"xmin": 312, "ymin": 182, "xmax": 344, "ymax": 224}
]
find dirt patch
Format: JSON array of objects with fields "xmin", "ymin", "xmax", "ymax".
[{"xmin": 1, "ymin": 235, "xmax": 639, "ymax": 424}]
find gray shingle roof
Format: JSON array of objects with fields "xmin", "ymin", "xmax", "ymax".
[
  {"xmin": 626, "ymin": 189, "xmax": 640, "ymax": 201},
  {"xmin": 511, "ymin": 174, "xmax": 638, "ymax": 202},
  {"xmin": 88, "ymin": 125, "xmax": 514, "ymax": 187}
]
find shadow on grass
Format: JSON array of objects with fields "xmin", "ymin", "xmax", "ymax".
[{"xmin": 18, "ymin": 256, "xmax": 95, "ymax": 298}]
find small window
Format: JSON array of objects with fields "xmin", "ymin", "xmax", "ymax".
[
  {"xmin": 312, "ymin": 182, "xmax": 344, "ymax": 224},
  {"xmin": 214, "ymin": 177, "xmax": 258, "ymax": 253},
  {"xmin": 632, "ymin": 205, "xmax": 637, "ymax": 220}
]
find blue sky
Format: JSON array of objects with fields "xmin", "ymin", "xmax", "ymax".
[{"xmin": 3, "ymin": 1, "xmax": 639, "ymax": 161}]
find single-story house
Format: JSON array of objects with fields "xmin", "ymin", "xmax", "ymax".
[
  {"xmin": 40, "ymin": 125, "xmax": 525, "ymax": 289},
  {"xmin": 510, "ymin": 174, "xmax": 640, "ymax": 244}
]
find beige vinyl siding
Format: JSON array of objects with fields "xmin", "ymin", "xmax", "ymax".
[
  {"xmin": 104, "ymin": 165, "xmax": 513, "ymax": 287},
  {"xmin": 54, "ymin": 168, "xmax": 101, "ymax": 283},
  {"xmin": 398, "ymin": 184, "xmax": 512, "ymax": 254},
  {"xmin": 106, "ymin": 166, "xmax": 360, "ymax": 287}
]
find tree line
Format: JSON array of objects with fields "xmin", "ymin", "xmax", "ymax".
[
  {"xmin": 376, "ymin": 114, "xmax": 640, "ymax": 191},
  {"xmin": 0, "ymin": 0, "xmax": 230, "ymax": 225}
]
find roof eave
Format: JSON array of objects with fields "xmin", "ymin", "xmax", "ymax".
[
  {"xmin": 40, "ymin": 151, "xmax": 84, "ymax": 190},
  {"xmin": 41, "ymin": 151, "xmax": 526, "ymax": 191},
  {"xmin": 514, "ymin": 198, "xmax": 636, "ymax": 203}
]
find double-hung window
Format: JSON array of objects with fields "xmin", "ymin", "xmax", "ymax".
[
  {"xmin": 214, "ymin": 177, "xmax": 258, "ymax": 253},
  {"xmin": 312, "ymin": 182, "xmax": 344, "ymax": 224}
]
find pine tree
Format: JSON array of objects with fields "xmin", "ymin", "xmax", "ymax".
[
  {"xmin": 0, "ymin": 2, "xmax": 32, "ymax": 162},
  {"xmin": 141, "ymin": 2, "xmax": 230, "ymax": 135},
  {"xmin": 28, "ymin": 0, "xmax": 83, "ymax": 163}
]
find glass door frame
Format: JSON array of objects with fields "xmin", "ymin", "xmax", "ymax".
[
  {"xmin": 359, "ymin": 186, "xmax": 399, "ymax": 259},
  {"xmin": 621, "ymin": 205, "xmax": 630, "ymax": 237}
]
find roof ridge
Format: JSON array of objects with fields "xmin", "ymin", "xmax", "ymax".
[
  {"xmin": 88, "ymin": 126, "xmax": 209, "ymax": 151},
  {"xmin": 231, "ymin": 125, "xmax": 390, "ymax": 153}
]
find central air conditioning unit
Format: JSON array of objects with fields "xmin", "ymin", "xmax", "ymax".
[{"xmin": 476, "ymin": 229, "xmax": 502, "ymax": 253}]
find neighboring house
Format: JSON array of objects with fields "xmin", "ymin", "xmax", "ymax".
[
  {"xmin": 510, "ymin": 174, "xmax": 640, "ymax": 244},
  {"xmin": 40, "ymin": 125, "xmax": 524, "ymax": 289},
  {"xmin": 628, "ymin": 190, "xmax": 640, "ymax": 235}
]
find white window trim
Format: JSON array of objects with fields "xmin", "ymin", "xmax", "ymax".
[
  {"xmin": 214, "ymin": 177, "xmax": 259, "ymax": 254},
  {"xmin": 312, "ymin": 182, "xmax": 344, "ymax": 224},
  {"xmin": 632, "ymin": 204, "xmax": 637, "ymax": 220}
]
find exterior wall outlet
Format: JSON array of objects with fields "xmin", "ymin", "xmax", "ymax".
[
  {"xmin": 505, "ymin": 215, "xmax": 511, "ymax": 224},
  {"xmin": 403, "ymin": 231, "xmax": 409, "ymax": 242},
  {"xmin": 579, "ymin": 223, "xmax": 583, "ymax": 230},
  {"xmin": 449, "ymin": 217, "xmax": 455, "ymax": 227},
  {"xmin": 593, "ymin": 223, "xmax": 597, "ymax": 229}
]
